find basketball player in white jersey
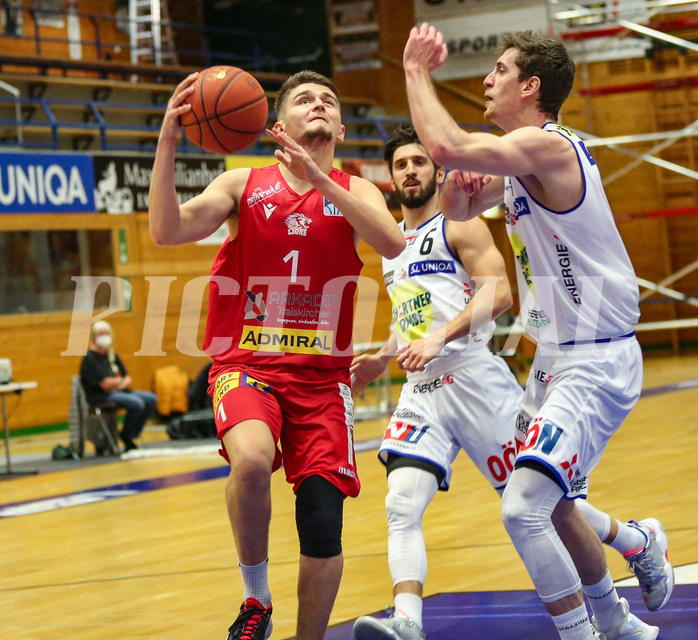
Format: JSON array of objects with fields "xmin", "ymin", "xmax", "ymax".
[
  {"xmin": 350, "ymin": 126, "xmax": 672, "ymax": 640},
  {"xmin": 402, "ymin": 26, "xmax": 672, "ymax": 640}
]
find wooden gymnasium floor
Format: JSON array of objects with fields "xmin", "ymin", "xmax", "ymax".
[{"xmin": 1, "ymin": 352, "xmax": 697, "ymax": 639}]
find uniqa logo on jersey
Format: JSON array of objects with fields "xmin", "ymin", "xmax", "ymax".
[
  {"xmin": 390, "ymin": 282, "xmax": 434, "ymax": 341},
  {"xmin": 504, "ymin": 195, "xmax": 531, "ymax": 226}
]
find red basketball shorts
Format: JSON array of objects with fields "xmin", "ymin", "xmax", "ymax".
[{"xmin": 208, "ymin": 362, "xmax": 360, "ymax": 497}]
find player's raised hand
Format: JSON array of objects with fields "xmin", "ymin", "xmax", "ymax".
[
  {"xmin": 440, "ymin": 170, "xmax": 494, "ymax": 221},
  {"xmin": 403, "ymin": 23, "xmax": 448, "ymax": 73},
  {"xmin": 161, "ymin": 73, "xmax": 197, "ymax": 139},
  {"xmin": 265, "ymin": 127, "xmax": 323, "ymax": 184},
  {"xmin": 444, "ymin": 170, "xmax": 493, "ymax": 198}
]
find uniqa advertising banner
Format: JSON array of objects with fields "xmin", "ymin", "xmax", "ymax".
[{"xmin": 0, "ymin": 152, "xmax": 95, "ymax": 214}]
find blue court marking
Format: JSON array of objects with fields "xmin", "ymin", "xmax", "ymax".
[
  {"xmin": 0, "ymin": 437, "xmax": 385, "ymax": 518},
  {"xmin": 640, "ymin": 378, "xmax": 698, "ymax": 397},
  {"xmin": 0, "ymin": 465, "xmax": 230, "ymax": 518},
  {"xmin": 324, "ymin": 586, "xmax": 698, "ymax": 640}
]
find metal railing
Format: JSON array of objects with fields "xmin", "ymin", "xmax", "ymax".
[
  {"xmin": 0, "ymin": 79, "xmax": 21, "ymax": 145},
  {"xmin": 0, "ymin": 94, "xmax": 497, "ymax": 154}
]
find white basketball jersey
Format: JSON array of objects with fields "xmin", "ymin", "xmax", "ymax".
[
  {"xmin": 382, "ymin": 213, "xmax": 494, "ymax": 356},
  {"xmin": 504, "ymin": 123, "xmax": 640, "ymax": 346}
]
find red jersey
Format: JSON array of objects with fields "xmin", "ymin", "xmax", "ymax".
[{"xmin": 204, "ymin": 164, "xmax": 364, "ymax": 369}]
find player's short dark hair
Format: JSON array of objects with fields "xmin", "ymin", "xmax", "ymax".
[
  {"xmin": 383, "ymin": 125, "xmax": 440, "ymax": 175},
  {"xmin": 497, "ymin": 31, "xmax": 575, "ymax": 121},
  {"xmin": 274, "ymin": 71, "xmax": 341, "ymax": 116}
]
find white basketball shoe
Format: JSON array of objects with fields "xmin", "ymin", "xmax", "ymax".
[
  {"xmin": 591, "ymin": 597, "xmax": 659, "ymax": 640},
  {"xmin": 625, "ymin": 518, "xmax": 674, "ymax": 611},
  {"xmin": 353, "ymin": 611, "xmax": 426, "ymax": 640}
]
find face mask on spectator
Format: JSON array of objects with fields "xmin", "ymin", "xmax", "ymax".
[{"xmin": 95, "ymin": 335, "xmax": 113, "ymax": 349}]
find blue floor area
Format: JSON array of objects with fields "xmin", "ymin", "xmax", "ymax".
[{"xmin": 324, "ymin": 585, "xmax": 698, "ymax": 640}]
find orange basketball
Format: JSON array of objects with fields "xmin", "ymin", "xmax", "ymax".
[{"xmin": 181, "ymin": 66, "xmax": 268, "ymax": 154}]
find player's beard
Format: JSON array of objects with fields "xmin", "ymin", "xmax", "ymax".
[
  {"xmin": 397, "ymin": 173, "xmax": 438, "ymax": 209},
  {"xmin": 301, "ymin": 124, "xmax": 333, "ymax": 144}
]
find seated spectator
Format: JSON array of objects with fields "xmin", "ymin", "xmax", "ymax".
[{"xmin": 80, "ymin": 320, "xmax": 158, "ymax": 451}]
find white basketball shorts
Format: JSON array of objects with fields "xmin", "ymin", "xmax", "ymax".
[
  {"xmin": 379, "ymin": 350, "xmax": 523, "ymax": 491},
  {"xmin": 515, "ymin": 337, "xmax": 643, "ymax": 499}
]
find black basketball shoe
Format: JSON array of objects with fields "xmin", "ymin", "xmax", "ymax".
[{"xmin": 226, "ymin": 597, "xmax": 273, "ymax": 640}]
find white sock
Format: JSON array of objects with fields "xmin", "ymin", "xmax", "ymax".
[
  {"xmin": 394, "ymin": 592, "xmax": 423, "ymax": 630},
  {"xmin": 583, "ymin": 571, "xmax": 620, "ymax": 631},
  {"xmin": 608, "ymin": 521, "xmax": 648, "ymax": 558},
  {"xmin": 240, "ymin": 559, "xmax": 272, "ymax": 608},
  {"xmin": 551, "ymin": 603, "xmax": 594, "ymax": 640}
]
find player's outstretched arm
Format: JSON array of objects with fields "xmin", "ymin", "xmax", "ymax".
[
  {"xmin": 266, "ymin": 127, "xmax": 405, "ymax": 258},
  {"xmin": 149, "ymin": 74, "xmax": 242, "ymax": 246},
  {"xmin": 404, "ymin": 24, "xmax": 566, "ymax": 181},
  {"xmin": 403, "ymin": 23, "xmax": 501, "ymax": 175},
  {"xmin": 345, "ymin": 177, "xmax": 405, "ymax": 258},
  {"xmin": 403, "ymin": 24, "xmax": 466, "ymax": 173}
]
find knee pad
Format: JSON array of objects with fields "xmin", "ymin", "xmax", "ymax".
[
  {"xmin": 384, "ymin": 466, "xmax": 438, "ymax": 586},
  {"xmin": 385, "ymin": 466, "xmax": 437, "ymax": 530},
  {"xmin": 500, "ymin": 479, "xmax": 530, "ymax": 535},
  {"xmin": 501, "ymin": 467, "xmax": 580, "ymax": 602},
  {"xmin": 385, "ymin": 487, "xmax": 416, "ymax": 528},
  {"xmin": 501, "ymin": 466, "xmax": 558, "ymax": 538},
  {"xmin": 295, "ymin": 475, "xmax": 345, "ymax": 558}
]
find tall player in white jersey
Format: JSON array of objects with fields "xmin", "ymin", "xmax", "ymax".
[
  {"xmin": 350, "ymin": 127, "xmax": 672, "ymax": 640},
  {"xmin": 403, "ymin": 25, "xmax": 673, "ymax": 640}
]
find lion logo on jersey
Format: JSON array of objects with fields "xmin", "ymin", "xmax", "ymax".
[{"xmin": 284, "ymin": 212, "xmax": 312, "ymax": 236}]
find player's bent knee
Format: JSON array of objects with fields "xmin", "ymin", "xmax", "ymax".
[
  {"xmin": 500, "ymin": 483, "xmax": 528, "ymax": 534},
  {"xmin": 295, "ymin": 475, "xmax": 345, "ymax": 558},
  {"xmin": 385, "ymin": 487, "xmax": 421, "ymax": 529},
  {"xmin": 227, "ymin": 454, "xmax": 273, "ymax": 494},
  {"xmin": 501, "ymin": 468, "xmax": 561, "ymax": 538},
  {"xmin": 230, "ymin": 453, "xmax": 272, "ymax": 479}
]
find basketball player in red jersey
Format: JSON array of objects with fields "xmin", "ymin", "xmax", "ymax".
[{"xmin": 149, "ymin": 71, "xmax": 404, "ymax": 640}]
